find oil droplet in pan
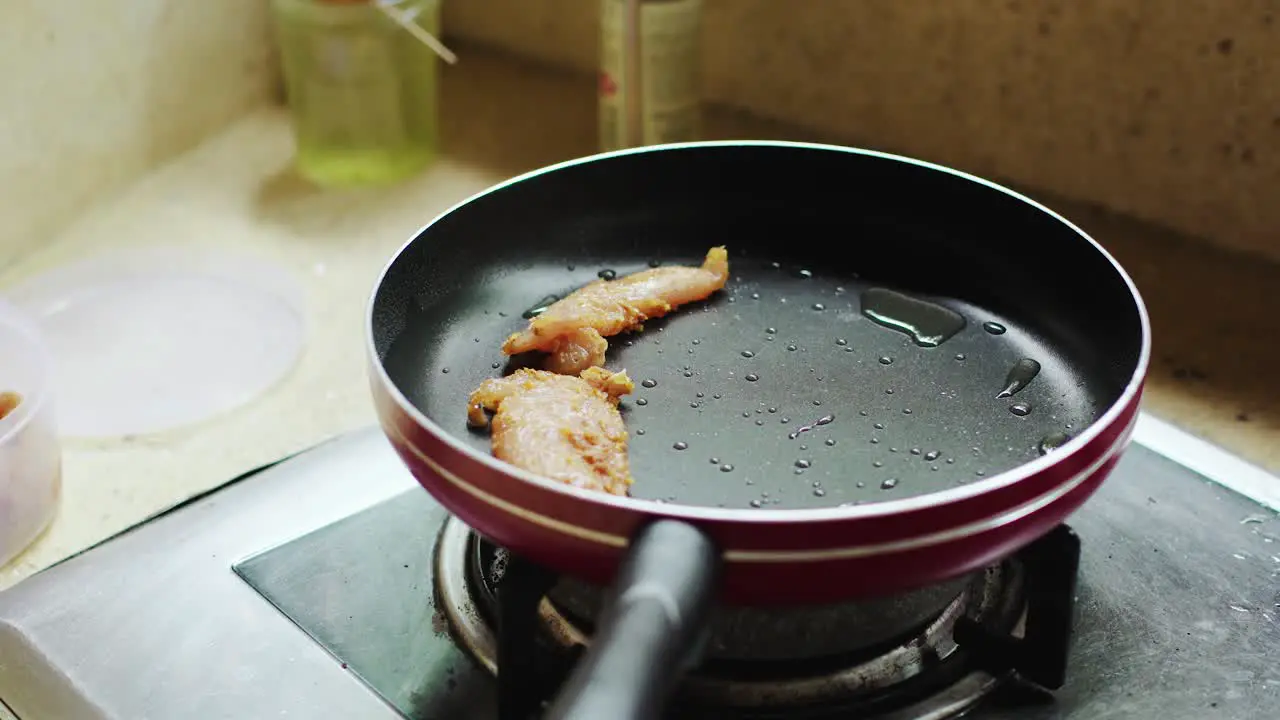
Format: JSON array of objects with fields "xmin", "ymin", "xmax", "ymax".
[
  {"xmin": 1038, "ymin": 432, "xmax": 1071, "ymax": 455},
  {"xmin": 861, "ymin": 288, "xmax": 966, "ymax": 347},
  {"xmin": 522, "ymin": 294, "xmax": 560, "ymax": 319},
  {"xmin": 997, "ymin": 358, "xmax": 1042, "ymax": 398}
]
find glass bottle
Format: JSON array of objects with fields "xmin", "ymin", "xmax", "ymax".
[
  {"xmin": 599, "ymin": 0, "xmax": 704, "ymax": 151},
  {"xmin": 271, "ymin": 0, "xmax": 442, "ymax": 187}
]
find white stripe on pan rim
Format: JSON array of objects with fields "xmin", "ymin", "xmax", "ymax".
[
  {"xmin": 1131, "ymin": 412, "xmax": 1280, "ymax": 513},
  {"xmin": 386, "ymin": 413, "xmax": 1138, "ymax": 562},
  {"xmin": 391, "ymin": 413, "xmax": 1280, "ymax": 559}
]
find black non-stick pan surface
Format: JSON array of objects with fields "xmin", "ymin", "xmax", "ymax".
[{"xmin": 375, "ymin": 143, "xmax": 1143, "ymax": 511}]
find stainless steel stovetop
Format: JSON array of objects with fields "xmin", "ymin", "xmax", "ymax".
[{"xmin": 0, "ymin": 414, "xmax": 1277, "ymax": 719}]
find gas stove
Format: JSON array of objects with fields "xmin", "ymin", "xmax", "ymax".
[{"xmin": 0, "ymin": 414, "xmax": 1276, "ymax": 719}]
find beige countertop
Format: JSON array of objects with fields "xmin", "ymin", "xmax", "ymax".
[{"xmin": 1, "ymin": 47, "xmax": 1277, "ymax": 591}]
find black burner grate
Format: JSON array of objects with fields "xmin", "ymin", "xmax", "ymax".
[{"xmin": 455, "ymin": 526, "xmax": 1081, "ymax": 720}]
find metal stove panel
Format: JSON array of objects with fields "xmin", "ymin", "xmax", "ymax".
[
  {"xmin": 0, "ymin": 430, "xmax": 415, "ymax": 720},
  {"xmin": 234, "ymin": 491, "xmax": 493, "ymax": 719},
  {"xmin": 0, "ymin": 417, "xmax": 1277, "ymax": 719},
  {"xmin": 231, "ymin": 442, "xmax": 1280, "ymax": 719}
]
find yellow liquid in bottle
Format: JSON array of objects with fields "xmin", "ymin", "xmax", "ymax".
[{"xmin": 272, "ymin": 0, "xmax": 441, "ymax": 187}]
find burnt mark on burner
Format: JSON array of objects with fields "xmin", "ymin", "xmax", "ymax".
[{"xmin": 431, "ymin": 607, "xmax": 450, "ymax": 636}]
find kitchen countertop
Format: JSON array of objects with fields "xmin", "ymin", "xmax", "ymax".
[{"xmin": 1, "ymin": 46, "xmax": 1277, "ymax": 591}]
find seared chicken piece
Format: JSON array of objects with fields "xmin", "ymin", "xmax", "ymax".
[
  {"xmin": 503, "ymin": 246, "xmax": 730, "ymax": 375},
  {"xmin": 467, "ymin": 367, "xmax": 636, "ymax": 495},
  {"xmin": 0, "ymin": 391, "xmax": 21, "ymax": 421}
]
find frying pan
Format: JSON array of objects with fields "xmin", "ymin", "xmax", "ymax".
[{"xmin": 368, "ymin": 141, "xmax": 1150, "ymax": 719}]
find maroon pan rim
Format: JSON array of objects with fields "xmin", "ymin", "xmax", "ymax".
[{"xmin": 365, "ymin": 140, "xmax": 1153, "ymax": 527}]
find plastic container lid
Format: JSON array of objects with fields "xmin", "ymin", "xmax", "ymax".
[
  {"xmin": 5, "ymin": 247, "xmax": 307, "ymax": 438},
  {"xmin": 0, "ymin": 299, "xmax": 60, "ymax": 566}
]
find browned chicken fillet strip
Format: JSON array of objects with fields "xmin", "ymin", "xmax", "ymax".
[
  {"xmin": 502, "ymin": 246, "xmax": 730, "ymax": 375},
  {"xmin": 467, "ymin": 367, "xmax": 636, "ymax": 495}
]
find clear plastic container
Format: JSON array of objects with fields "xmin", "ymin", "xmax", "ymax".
[{"xmin": 0, "ymin": 300, "xmax": 60, "ymax": 568}]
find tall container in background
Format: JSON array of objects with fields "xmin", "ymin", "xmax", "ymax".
[
  {"xmin": 272, "ymin": 0, "xmax": 443, "ymax": 187},
  {"xmin": 599, "ymin": 0, "xmax": 703, "ymax": 151}
]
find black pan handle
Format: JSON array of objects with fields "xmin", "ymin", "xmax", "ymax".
[{"xmin": 544, "ymin": 519, "xmax": 722, "ymax": 720}]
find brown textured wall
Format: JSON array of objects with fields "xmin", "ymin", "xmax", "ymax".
[{"xmin": 444, "ymin": 0, "xmax": 1280, "ymax": 261}]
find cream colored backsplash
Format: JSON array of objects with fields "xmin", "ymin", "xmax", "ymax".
[
  {"xmin": 445, "ymin": 0, "xmax": 1280, "ymax": 261},
  {"xmin": 0, "ymin": 0, "xmax": 275, "ymax": 265}
]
